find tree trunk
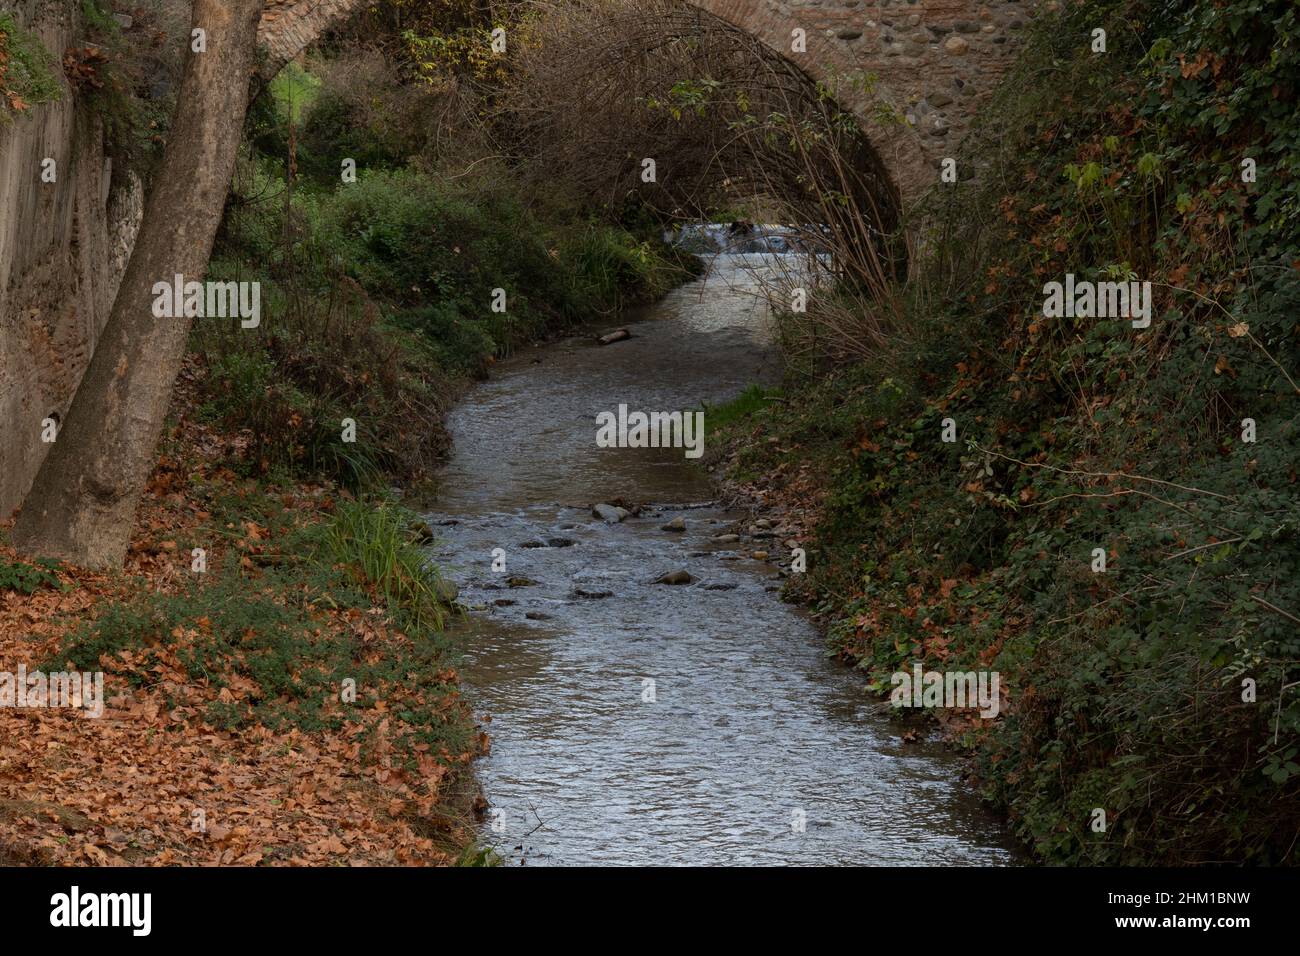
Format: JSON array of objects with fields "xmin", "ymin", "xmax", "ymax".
[{"xmin": 12, "ymin": 0, "xmax": 266, "ymax": 569}]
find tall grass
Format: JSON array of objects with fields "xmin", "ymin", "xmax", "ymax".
[{"xmin": 321, "ymin": 500, "xmax": 451, "ymax": 634}]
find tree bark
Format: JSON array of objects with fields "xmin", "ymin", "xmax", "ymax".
[{"xmin": 12, "ymin": 0, "xmax": 266, "ymax": 569}]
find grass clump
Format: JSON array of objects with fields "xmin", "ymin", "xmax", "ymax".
[
  {"xmin": 320, "ymin": 499, "xmax": 451, "ymax": 634},
  {"xmin": 702, "ymin": 384, "xmax": 782, "ymax": 432},
  {"xmin": 0, "ymin": 12, "xmax": 62, "ymax": 117}
]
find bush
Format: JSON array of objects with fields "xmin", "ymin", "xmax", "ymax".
[{"xmin": 732, "ymin": 0, "xmax": 1300, "ymax": 864}]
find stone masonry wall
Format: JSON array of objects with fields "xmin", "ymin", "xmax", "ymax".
[
  {"xmin": 696, "ymin": 0, "xmax": 1042, "ymax": 202},
  {"xmin": 256, "ymin": 0, "xmax": 1042, "ymax": 202}
]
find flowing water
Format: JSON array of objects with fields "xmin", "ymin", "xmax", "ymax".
[{"xmin": 426, "ymin": 253, "xmax": 1019, "ymax": 865}]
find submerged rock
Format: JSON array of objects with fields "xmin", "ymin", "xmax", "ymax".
[
  {"xmin": 522, "ymin": 536, "xmax": 578, "ymax": 548},
  {"xmin": 661, "ymin": 516, "xmax": 686, "ymax": 532},
  {"xmin": 506, "ymin": 576, "xmax": 538, "ymax": 588},
  {"xmin": 655, "ymin": 570, "xmax": 695, "ymax": 585}
]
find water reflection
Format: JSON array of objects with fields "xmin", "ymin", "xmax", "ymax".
[{"xmin": 427, "ymin": 255, "xmax": 1018, "ymax": 865}]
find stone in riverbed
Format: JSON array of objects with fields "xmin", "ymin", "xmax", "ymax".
[
  {"xmin": 521, "ymin": 536, "xmax": 577, "ymax": 548},
  {"xmin": 711, "ymin": 533, "xmax": 740, "ymax": 543},
  {"xmin": 593, "ymin": 503, "xmax": 629, "ymax": 523},
  {"xmin": 434, "ymin": 578, "xmax": 459, "ymax": 603},
  {"xmin": 655, "ymin": 570, "xmax": 695, "ymax": 585},
  {"xmin": 573, "ymin": 587, "xmax": 613, "ymax": 599},
  {"xmin": 661, "ymin": 516, "xmax": 686, "ymax": 532},
  {"xmin": 506, "ymin": 576, "xmax": 538, "ymax": 588}
]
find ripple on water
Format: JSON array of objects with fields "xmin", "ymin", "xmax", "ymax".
[{"xmin": 427, "ymin": 255, "xmax": 1020, "ymax": 865}]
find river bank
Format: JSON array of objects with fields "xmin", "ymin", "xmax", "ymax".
[
  {"xmin": 699, "ymin": 0, "xmax": 1300, "ymax": 866},
  {"xmin": 0, "ymin": 235, "xmax": 692, "ymax": 866},
  {"xmin": 0, "ymin": 358, "xmax": 493, "ymax": 865}
]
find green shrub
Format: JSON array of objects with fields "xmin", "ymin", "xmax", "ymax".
[
  {"xmin": 557, "ymin": 226, "xmax": 689, "ymax": 314},
  {"xmin": 733, "ymin": 0, "xmax": 1300, "ymax": 864},
  {"xmin": 0, "ymin": 557, "xmax": 66, "ymax": 595},
  {"xmin": 391, "ymin": 300, "xmax": 498, "ymax": 375}
]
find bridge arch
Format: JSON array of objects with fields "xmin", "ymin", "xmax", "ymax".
[{"xmin": 258, "ymin": 0, "xmax": 1039, "ymax": 211}]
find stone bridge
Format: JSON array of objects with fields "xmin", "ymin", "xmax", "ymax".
[
  {"xmin": 1, "ymin": 0, "xmax": 1036, "ymax": 518},
  {"xmin": 262, "ymin": 0, "xmax": 1041, "ymax": 204}
]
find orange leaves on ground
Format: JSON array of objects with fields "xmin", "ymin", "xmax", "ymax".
[{"xmin": 0, "ymin": 406, "xmax": 478, "ymax": 868}]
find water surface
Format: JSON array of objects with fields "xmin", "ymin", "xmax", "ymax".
[{"xmin": 428, "ymin": 254, "xmax": 1017, "ymax": 865}]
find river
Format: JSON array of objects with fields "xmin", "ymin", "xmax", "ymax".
[{"xmin": 425, "ymin": 252, "xmax": 1018, "ymax": 865}]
